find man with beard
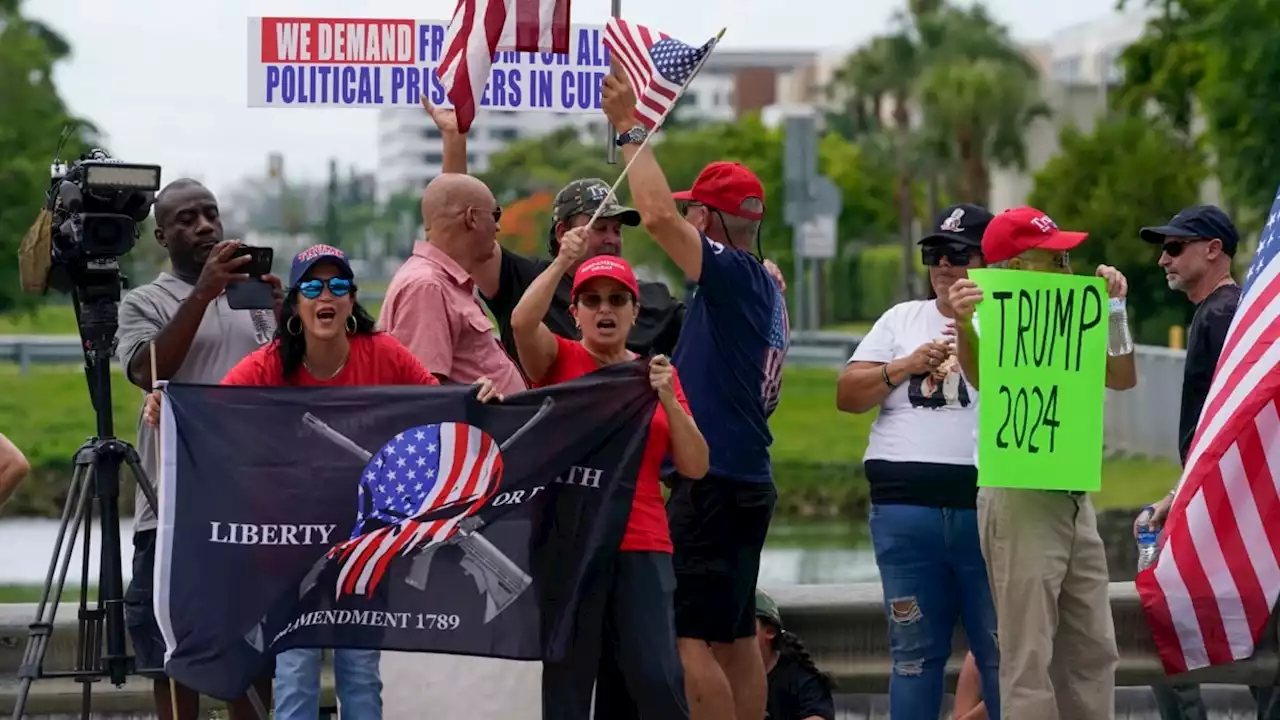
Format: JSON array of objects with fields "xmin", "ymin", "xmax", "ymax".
[{"xmin": 115, "ymin": 178, "xmax": 280, "ymax": 719}]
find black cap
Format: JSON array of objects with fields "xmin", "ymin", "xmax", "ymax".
[
  {"xmin": 1139, "ymin": 205, "xmax": 1239, "ymax": 256},
  {"xmin": 919, "ymin": 203, "xmax": 995, "ymax": 248}
]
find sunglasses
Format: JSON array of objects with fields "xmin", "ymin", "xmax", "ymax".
[
  {"xmin": 471, "ymin": 206, "xmax": 503, "ymax": 222},
  {"xmin": 921, "ymin": 244, "xmax": 975, "ymax": 267},
  {"xmin": 297, "ymin": 277, "xmax": 355, "ymax": 299},
  {"xmin": 1161, "ymin": 238, "xmax": 1208, "ymax": 257},
  {"xmin": 577, "ymin": 292, "xmax": 632, "ymax": 309}
]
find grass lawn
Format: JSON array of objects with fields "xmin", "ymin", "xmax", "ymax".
[
  {"xmin": 0, "ymin": 363, "xmax": 1177, "ymax": 516},
  {"xmin": 0, "ymin": 584, "xmax": 95, "ymax": 604}
]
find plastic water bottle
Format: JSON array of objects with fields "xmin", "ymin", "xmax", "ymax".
[
  {"xmin": 1108, "ymin": 297, "xmax": 1134, "ymax": 356},
  {"xmin": 1137, "ymin": 505, "xmax": 1160, "ymax": 571}
]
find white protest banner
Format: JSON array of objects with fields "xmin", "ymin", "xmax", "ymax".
[{"xmin": 246, "ymin": 17, "xmax": 613, "ymax": 111}]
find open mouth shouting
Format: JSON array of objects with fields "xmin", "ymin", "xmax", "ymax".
[
  {"xmin": 316, "ymin": 306, "xmax": 338, "ymax": 326},
  {"xmin": 596, "ymin": 317, "xmax": 618, "ymax": 333}
]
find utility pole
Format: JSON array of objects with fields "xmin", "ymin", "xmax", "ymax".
[
  {"xmin": 606, "ymin": 0, "xmax": 622, "ymax": 165},
  {"xmin": 784, "ymin": 107, "xmax": 841, "ymax": 331}
]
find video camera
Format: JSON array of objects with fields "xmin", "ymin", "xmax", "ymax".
[{"xmin": 38, "ymin": 148, "xmax": 162, "ymax": 296}]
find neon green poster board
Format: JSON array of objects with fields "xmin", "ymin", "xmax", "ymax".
[{"xmin": 969, "ymin": 269, "xmax": 1109, "ymax": 492}]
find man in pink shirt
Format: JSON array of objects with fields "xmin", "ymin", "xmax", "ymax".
[
  {"xmin": 376, "ymin": 172, "xmax": 533, "ymax": 718},
  {"xmin": 379, "ymin": 173, "xmax": 527, "ymax": 396}
]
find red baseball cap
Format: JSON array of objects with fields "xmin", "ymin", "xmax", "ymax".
[
  {"xmin": 571, "ymin": 256, "xmax": 639, "ymax": 299},
  {"xmin": 983, "ymin": 207, "xmax": 1089, "ymax": 264},
  {"xmin": 672, "ymin": 161, "xmax": 765, "ymax": 220}
]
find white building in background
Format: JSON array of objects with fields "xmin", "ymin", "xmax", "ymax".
[
  {"xmin": 373, "ymin": 49, "xmax": 821, "ymax": 204},
  {"xmin": 988, "ymin": 9, "xmax": 1159, "ymax": 211}
]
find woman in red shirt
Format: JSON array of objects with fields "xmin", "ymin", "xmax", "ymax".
[
  {"xmin": 511, "ymin": 227, "xmax": 708, "ymax": 719},
  {"xmin": 146, "ymin": 244, "xmax": 500, "ymax": 720}
]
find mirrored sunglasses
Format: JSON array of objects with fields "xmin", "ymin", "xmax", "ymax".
[{"xmin": 298, "ymin": 277, "xmax": 355, "ymax": 299}]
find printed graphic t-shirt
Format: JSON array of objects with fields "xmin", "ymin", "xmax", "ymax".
[
  {"xmin": 221, "ymin": 332, "xmax": 440, "ymax": 387},
  {"xmin": 851, "ymin": 300, "xmax": 978, "ymax": 466},
  {"xmin": 670, "ymin": 235, "xmax": 789, "ymax": 483},
  {"xmin": 536, "ymin": 335, "xmax": 685, "ymax": 553}
]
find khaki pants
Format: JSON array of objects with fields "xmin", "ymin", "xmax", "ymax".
[{"xmin": 977, "ymin": 487, "xmax": 1119, "ymax": 719}]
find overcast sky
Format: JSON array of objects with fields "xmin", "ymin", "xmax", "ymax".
[{"xmin": 27, "ymin": 0, "xmax": 1118, "ymax": 198}]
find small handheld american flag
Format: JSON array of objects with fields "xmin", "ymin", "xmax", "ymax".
[
  {"xmin": 603, "ymin": 19, "xmax": 722, "ymax": 131},
  {"xmin": 1138, "ymin": 184, "xmax": 1280, "ymax": 674}
]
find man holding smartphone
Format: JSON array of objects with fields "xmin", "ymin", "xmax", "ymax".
[{"xmin": 114, "ymin": 178, "xmax": 282, "ymax": 720}]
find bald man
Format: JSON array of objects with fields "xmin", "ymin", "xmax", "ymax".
[
  {"xmin": 379, "ymin": 174, "xmax": 526, "ymax": 393},
  {"xmin": 376, "ymin": 175, "xmax": 536, "ymax": 718}
]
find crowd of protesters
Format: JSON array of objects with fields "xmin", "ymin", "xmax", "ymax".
[{"xmin": 48, "ymin": 57, "xmax": 1259, "ymax": 720}]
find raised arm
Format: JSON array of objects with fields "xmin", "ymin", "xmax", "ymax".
[
  {"xmin": 120, "ymin": 241, "xmax": 250, "ymax": 389},
  {"xmin": 653, "ymin": 359, "xmax": 709, "ymax": 479},
  {"xmin": 511, "ymin": 228, "xmax": 588, "ymax": 383},
  {"xmin": 421, "ymin": 97, "xmax": 505, "ymax": 300},
  {"xmin": 601, "ymin": 72, "xmax": 705, "ymax": 282}
]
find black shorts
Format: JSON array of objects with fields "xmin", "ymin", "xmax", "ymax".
[
  {"xmin": 124, "ymin": 529, "xmax": 169, "ymax": 680},
  {"xmin": 666, "ymin": 474, "xmax": 777, "ymax": 643}
]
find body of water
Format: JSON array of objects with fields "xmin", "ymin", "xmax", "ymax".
[{"xmin": 0, "ymin": 518, "xmax": 881, "ymax": 588}]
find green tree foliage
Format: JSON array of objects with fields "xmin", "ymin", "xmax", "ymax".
[
  {"xmin": 0, "ymin": 0, "xmax": 96, "ymax": 312},
  {"xmin": 1028, "ymin": 115, "xmax": 1209, "ymax": 344},
  {"xmin": 1118, "ymin": 0, "xmax": 1280, "ymax": 226},
  {"xmin": 477, "ymin": 114, "xmax": 901, "ymax": 314}
]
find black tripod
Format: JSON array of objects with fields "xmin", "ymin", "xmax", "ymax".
[{"xmin": 10, "ymin": 272, "xmax": 158, "ymax": 719}]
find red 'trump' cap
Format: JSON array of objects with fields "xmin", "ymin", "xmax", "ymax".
[
  {"xmin": 571, "ymin": 256, "xmax": 640, "ymax": 298},
  {"xmin": 982, "ymin": 207, "xmax": 1088, "ymax": 264},
  {"xmin": 672, "ymin": 161, "xmax": 765, "ymax": 220}
]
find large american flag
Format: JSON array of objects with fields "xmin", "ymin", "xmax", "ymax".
[
  {"xmin": 603, "ymin": 19, "xmax": 720, "ymax": 130},
  {"xmin": 1137, "ymin": 185, "xmax": 1280, "ymax": 674},
  {"xmin": 328, "ymin": 423, "xmax": 503, "ymax": 599},
  {"xmin": 436, "ymin": 0, "xmax": 571, "ymax": 133}
]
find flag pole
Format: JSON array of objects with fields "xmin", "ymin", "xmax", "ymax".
[
  {"xmin": 590, "ymin": 28, "xmax": 726, "ymax": 225},
  {"xmin": 606, "ymin": 0, "xmax": 623, "ymax": 165}
]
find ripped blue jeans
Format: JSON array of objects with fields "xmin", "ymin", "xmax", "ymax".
[{"xmin": 869, "ymin": 503, "xmax": 1001, "ymax": 719}]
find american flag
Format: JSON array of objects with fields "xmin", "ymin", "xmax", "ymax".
[
  {"xmin": 603, "ymin": 19, "xmax": 721, "ymax": 131},
  {"xmin": 435, "ymin": 0, "xmax": 572, "ymax": 133},
  {"xmin": 328, "ymin": 423, "xmax": 503, "ymax": 599},
  {"xmin": 1137, "ymin": 185, "xmax": 1280, "ymax": 674}
]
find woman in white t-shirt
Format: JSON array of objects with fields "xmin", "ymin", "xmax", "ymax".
[{"xmin": 835, "ymin": 203, "xmax": 1001, "ymax": 720}]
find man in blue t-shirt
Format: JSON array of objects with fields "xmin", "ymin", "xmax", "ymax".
[{"xmin": 603, "ymin": 71, "xmax": 791, "ymax": 720}]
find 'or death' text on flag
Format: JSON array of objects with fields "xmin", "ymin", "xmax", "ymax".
[{"xmin": 153, "ymin": 363, "xmax": 656, "ymax": 701}]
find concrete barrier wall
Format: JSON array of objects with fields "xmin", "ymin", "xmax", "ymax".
[{"xmin": 4, "ymin": 582, "xmax": 1278, "ymax": 715}]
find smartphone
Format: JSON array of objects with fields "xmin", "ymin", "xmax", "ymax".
[{"xmin": 226, "ymin": 246, "xmax": 276, "ymax": 311}]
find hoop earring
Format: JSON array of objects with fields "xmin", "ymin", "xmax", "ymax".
[
  {"xmin": 287, "ymin": 316, "xmax": 302, "ymax": 336},
  {"xmin": 346, "ymin": 315, "xmax": 357, "ymax": 335}
]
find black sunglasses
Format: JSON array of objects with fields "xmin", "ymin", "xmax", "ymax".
[
  {"xmin": 921, "ymin": 244, "xmax": 976, "ymax": 267},
  {"xmin": 577, "ymin": 292, "xmax": 632, "ymax": 309},
  {"xmin": 471, "ymin": 206, "xmax": 502, "ymax": 222},
  {"xmin": 1161, "ymin": 238, "xmax": 1209, "ymax": 257}
]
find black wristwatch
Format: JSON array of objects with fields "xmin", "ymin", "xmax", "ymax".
[{"xmin": 615, "ymin": 126, "xmax": 648, "ymax": 147}]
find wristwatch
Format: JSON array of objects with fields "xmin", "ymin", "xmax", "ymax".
[{"xmin": 615, "ymin": 126, "xmax": 648, "ymax": 147}]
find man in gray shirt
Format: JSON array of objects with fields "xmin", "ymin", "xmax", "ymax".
[{"xmin": 115, "ymin": 178, "xmax": 279, "ymax": 719}]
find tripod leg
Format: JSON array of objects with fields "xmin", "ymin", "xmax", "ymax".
[{"xmin": 11, "ymin": 459, "xmax": 96, "ymax": 720}]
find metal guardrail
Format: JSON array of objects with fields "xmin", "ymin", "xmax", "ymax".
[
  {"xmin": 0, "ymin": 328, "xmax": 1184, "ymax": 462},
  {"xmin": 2, "ymin": 581, "xmax": 1273, "ymax": 716}
]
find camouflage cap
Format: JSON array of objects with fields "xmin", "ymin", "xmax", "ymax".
[
  {"xmin": 755, "ymin": 588, "xmax": 783, "ymax": 629},
  {"xmin": 552, "ymin": 179, "xmax": 641, "ymax": 227}
]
